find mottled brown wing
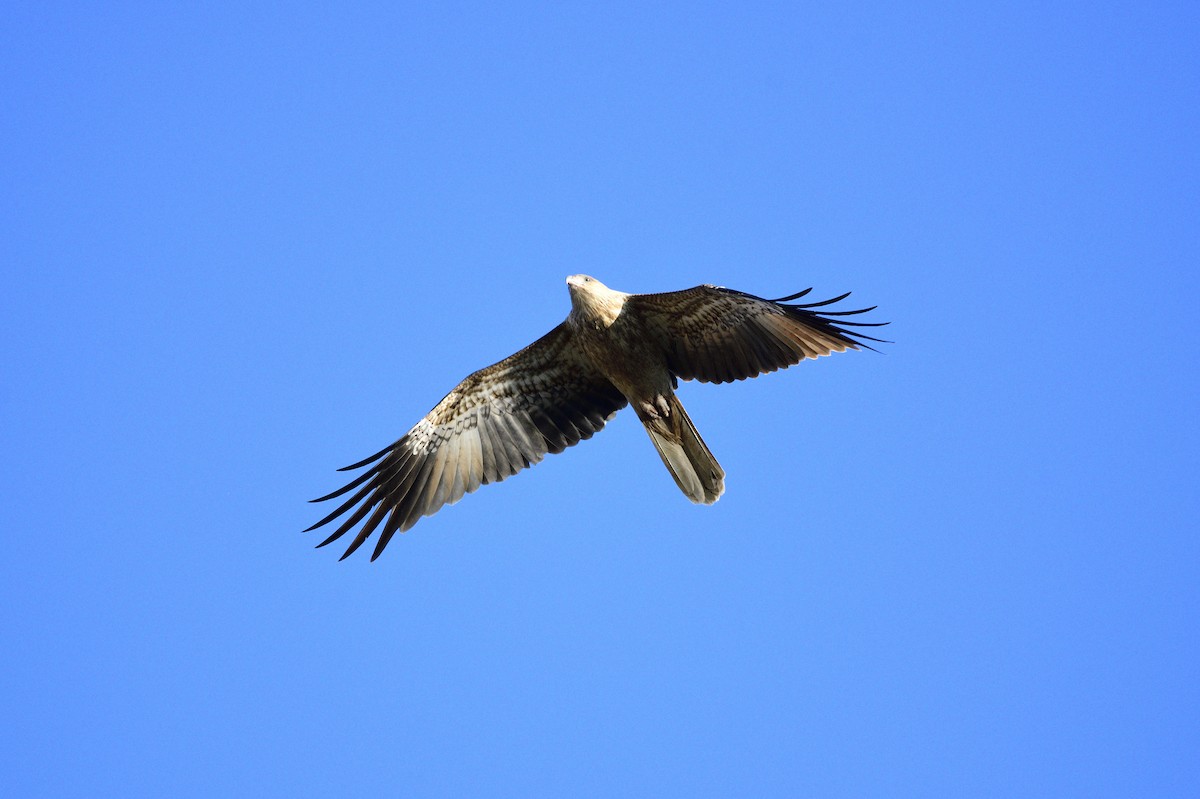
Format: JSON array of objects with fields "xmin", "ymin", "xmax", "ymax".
[
  {"xmin": 628, "ymin": 284, "xmax": 887, "ymax": 384},
  {"xmin": 306, "ymin": 323, "xmax": 627, "ymax": 561}
]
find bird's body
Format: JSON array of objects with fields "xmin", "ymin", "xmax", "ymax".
[
  {"xmin": 565, "ymin": 275, "xmax": 723, "ymax": 504},
  {"xmin": 307, "ymin": 275, "xmax": 885, "ymax": 560}
]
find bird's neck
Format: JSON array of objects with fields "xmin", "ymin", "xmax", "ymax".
[{"xmin": 569, "ymin": 287, "xmax": 626, "ymax": 330}]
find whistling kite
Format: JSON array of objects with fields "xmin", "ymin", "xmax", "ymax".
[{"xmin": 308, "ymin": 276, "xmax": 885, "ymax": 559}]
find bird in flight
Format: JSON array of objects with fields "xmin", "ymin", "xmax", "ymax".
[{"xmin": 307, "ymin": 276, "xmax": 886, "ymax": 560}]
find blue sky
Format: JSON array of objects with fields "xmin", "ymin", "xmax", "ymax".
[{"xmin": 3, "ymin": 2, "xmax": 1197, "ymax": 796}]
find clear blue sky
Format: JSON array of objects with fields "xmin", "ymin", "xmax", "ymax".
[{"xmin": 3, "ymin": 2, "xmax": 1197, "ymax": 796}]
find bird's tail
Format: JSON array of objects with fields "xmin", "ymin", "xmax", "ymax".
[{"xmin": 640, "ymin": 394, "xmax": 725, "ymax": 505}]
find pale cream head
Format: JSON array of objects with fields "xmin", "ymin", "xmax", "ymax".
[{"xmin": 565, "ymin": 274, "xmax": 626, "ymax": 326}]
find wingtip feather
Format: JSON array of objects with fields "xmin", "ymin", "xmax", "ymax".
[{"xmin": 337, "ymin": 442, "xmax": 395, "ymax": 472}]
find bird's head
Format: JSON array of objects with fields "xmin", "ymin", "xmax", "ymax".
[
  {"xmin": 566, "ymin": 274, "xmax": 606, "ymax": 293},
  {"xmin": 566, "ymin": 274, "xmax": 625, "ymax": 326}
]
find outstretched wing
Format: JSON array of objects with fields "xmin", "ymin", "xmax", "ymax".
[
  {"xmin": 628, "ymin": 284, "xmax": 888, "ymax": 384},
  {"xmin": 306, "ymin": 323, "xmax": 627, "ymax": 560}
]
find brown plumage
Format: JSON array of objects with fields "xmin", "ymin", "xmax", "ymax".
[{"xmin": 307, "ymin": 275, "xmax": 886, "ymax": 560}]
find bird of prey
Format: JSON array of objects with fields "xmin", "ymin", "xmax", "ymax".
[{"xmin": 307, "ymin": 276, "xmax": 885, "ymax": 560}]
